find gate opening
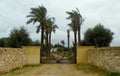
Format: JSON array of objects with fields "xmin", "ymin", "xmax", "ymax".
[{"xmin": 41, "ymin": 45, "xmax": 76, "ymax": 64}]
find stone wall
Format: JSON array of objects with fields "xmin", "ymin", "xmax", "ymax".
[
  {"xmin": 88, "ymin": 47, "xmax": 120, "ymax": 73},
  {"xmin": 0, "ymin": 48, "xmax": 27, "ymax": 73}
]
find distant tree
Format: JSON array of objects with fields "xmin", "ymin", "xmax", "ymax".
[
  {"xmin": 80, "ymin": 39, "xmax": 87, "ymax": 46},
  {"xmin": 82, "ymin": 23, "xmax": 114, "ymax": 47},
  {"xmin": 67, "ymin": 29, "xmax": 70, "ymax": 49},
  {"xmin": 61, "ymin": 40, "xmax": 65, "ymax": 47},
  {"xmin": 0, "ymin": 37, "xmax": 10, "ymax": 47},
  {"xmin": 0, "ymin": 39, "xmax": 4, "ymax": 47},
  {"xmin": 32, "ymin": 40, "xmax": 41, "ymax": 46},
  {"xmin": 9, "ymin": 26, "xmax": 32, "ymax": 48},
  {"xmin": 54, "ymin": 44, "xmax": 64, "ymax": 48}
]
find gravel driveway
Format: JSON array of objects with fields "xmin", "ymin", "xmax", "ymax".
[{"xmin": 1, "ymin": 64, "xmax": 104, "ymax": 76}]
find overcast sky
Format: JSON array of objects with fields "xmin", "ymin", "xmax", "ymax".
[{"xmin": 0, "ymin": 0, "xmax": 120, "ymax": 46}]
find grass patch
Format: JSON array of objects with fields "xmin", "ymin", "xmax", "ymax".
[
  {"xmin": 106, "ymin": 72, "xmax": 120, "ymax": 76},
  {"xmin": 76, "ymin": 64, "xmax": 120, "ymax": 76},
  {"xmin": 0, "ymin": 64, "xmax": 41, "ymax": 76}
]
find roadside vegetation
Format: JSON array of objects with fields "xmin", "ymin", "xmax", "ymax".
[
  {"xmin": 81, "ymin": 24, "xmax": 114, "ymax": 47},
  {"xmin": 76, "ymin": 64, "xmax": 120, "ymax": 76},
  {"xmin": 0, "ymin": 26, "xmax": 41, "ymax": 48},
  {"xmin": 0, "ymin": 64, "xmax": 41, "ymax": 76},
  {"xmin": 1, "ymin": 64, "xmax": 120, "ymax": 76}
]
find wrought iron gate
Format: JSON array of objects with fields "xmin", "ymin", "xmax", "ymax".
[{"xmin": 41, "ymin": 46, "xmax": 76, "ymax": 64}]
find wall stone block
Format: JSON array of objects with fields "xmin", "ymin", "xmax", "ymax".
[
  {"xmin": 88, "ymin": 47, "xmax": 120, "ymax": 73},
  {"xmin": 0, "ymin": 48, "xmax": 27, "ymax": 73}
]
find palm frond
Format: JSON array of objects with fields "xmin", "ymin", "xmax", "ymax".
[
  {"xmin": 36, "ymin": 25, "xmax": 41, "ymax": 33},
  {"xmin": 26, "ymin": 18, "xmax": 34, "ymax": 24},
  {"xmin": 66, "ymin": 11, "xmax": 74, "ymax": 19},
  {"xmin": 76, "ymin": 8, "xmax": 80, "ymax": 13},
  {"xmin": 26, "ymin": 15, "xmax": 35, "ymax": 18}
]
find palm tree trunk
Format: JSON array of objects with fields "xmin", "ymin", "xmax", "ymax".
[
  {"xmin": 74, "ymin": 31, "xmax": 77, "ymax": 63},
  {"xmin": 45, "ymin": 31, "xmax": 49, "ymax": 47},
  {"xmin": 45, "ymin": 31, "xmax": 50, "ymax": 58},
  {"xmin": 49, "ymin": 32, "xmax": 51, "ymax": 46},
  {"xmin": 67, "ymin": 30, "xmax": 70, "ymax": 49},
  {"xmin": 41, "ymin": 23, "xmax": 45, "ymax": 45},
  {"xmin": 68, "ymin": 34, "xmax": 70, "ymax": 49},
  {"xmin": 48, "ymin": 32, "xmax": 51, "ymax": 58},
  {"xmin": 78, "ymin": 26, "xmax": 81, "ymax": 46},
  {"xmin": 74, "ymin": 31, "xmax": 77, "ymax": 46},
  {"xmin": 40, "ymin": 23, "xmax": 45, "ymax": 63}
]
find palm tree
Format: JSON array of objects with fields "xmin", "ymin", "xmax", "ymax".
[
  {"xmin": 45, "ymin": 18, "xmax": 50, "ymax": 48},
  {"xmin": 44, "ymin": 18, "xmax": 51, "ymax": 58},
  {"xmin": 74, "ymin": 8, "xmax": 84, "ymax": 46},
  {"xmin": 45, "ymin": 17, "xmax": 58, "ymax": 58},
  {"xmin": 66, "ymin": 11, "xmax": 78, "ymax": 46},
  {"xmin": 26, "ymin": 5, "xmax": 47, "ymax": 63},
  {"xmin": 66, "ymin": 8, "xmax": 84, "ymax": 46},
  {"xmin": 67, "ymin": 29, "xmax": 70, "ymax": 49},
  {"xmin": 68, "ymin": 22, "xmax": 77, "ymax": 46},
  {"xmin": 67, "ymin": 22, "xmax": 77, "ymax": 63},
  {"xmin": 48, "ymin": 25, "xmax": 58, "ymax": 46},
  {"xmin": 67, "ymin": 9, "xmax": 82, "ymax": 63},
  {"xmin": 46, "ymin": 18, "xmax": 58, "ymax": 47}
]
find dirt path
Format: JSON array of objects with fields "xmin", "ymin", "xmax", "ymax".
[{"xmin": 2, "ymin": 64, "xmax": 104, "ymax": 76}]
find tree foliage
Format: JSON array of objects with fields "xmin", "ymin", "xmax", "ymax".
[
  {"xmin": 81, "ymin": 23, "xmax": 114, "ymax": 47},
  {"xmin": 26, "ymin": 6, "xmax": 48, "ymax": 59},
  {"xmin": 61, "ymin": 40, "xmax": 65, "ymax": 46},
  {"xmin": 0, "ymin": 37, "xmax": 10, "ymax": 47},
  {"xmin": 45, "ymin": 18, "xmax": 58, "ymax": 46},
  {"xmin": 66, "ymin": 8, "xmax": 84, "ymax": 46},
  {"xmin": 9, "ymin": 26, "xmax": 32, "ymax": 48},
  {"xmin": 31, "ymin": 40, "xmax": 41, "ymax": 46},
  {"xmin": 27, "ymin": 5, "xmax": 58, "ymax": 59}
]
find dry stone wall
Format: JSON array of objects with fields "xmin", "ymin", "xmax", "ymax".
[
  {"xmin": 88, "ymin": 47, "xmax": 120, "ymax": 73},
  {"xmin": 0, "ymin": 48, "xmax": 27, "ymax": 73}
]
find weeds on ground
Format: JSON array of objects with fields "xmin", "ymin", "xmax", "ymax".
[
  {"xmin": 76, "ymin": 64, "xmax": 120, "ymax": 76},
  {"xmin": 0, "ymin": 64, "xmax": 41, "ymax": 76}
]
